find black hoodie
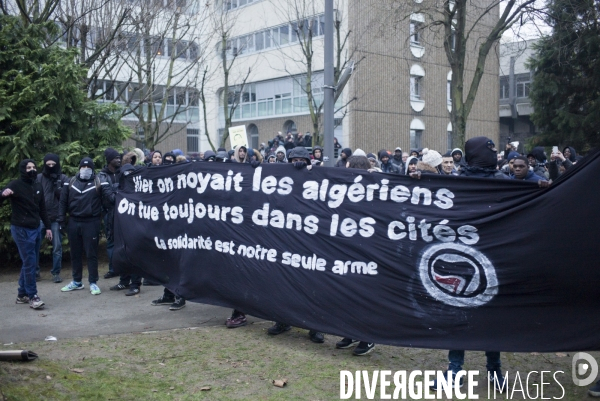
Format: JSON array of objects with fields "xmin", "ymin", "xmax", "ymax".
[
  {"xmin": 460, "ymin": 137, "xmax": 507, "ymax": 179},
  {"xmin": 36, "ymin": 154, "xmax": 69, "ymax": 222},
  {"xmin": 1, "ymin": 159, "xmax": 51, "ymax": 229},
  {"xmin": 563, "ymin": 146, "xmax": 577, "ymax": 162}
]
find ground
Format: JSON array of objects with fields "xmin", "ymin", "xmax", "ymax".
[{"xmin": 0, "ymin": 248, "xmax": 596, "ymax": 400}]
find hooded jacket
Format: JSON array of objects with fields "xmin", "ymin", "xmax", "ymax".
[
  {"xmin": 275, "ymin": 145, "xmax": 287, "ymax": 163},
  {"xmin": 233, "ymin": 145, "xmax": 248, "ymax": 163},
  {"xmin": 58, "ymin": 167, "xmax": 114, "ymax": 223},
  {"xmin": 312, "ymin": 146, "xmax": 324, "ymax": 162},
  {"xmin": 1, "ymin": 160, "xmax": 51, "ymax": 230},
  {"xmin": 391, "ymin": 147, "xmax": 405, "ymax": 172},
  {"xmin": 203, "ymin": 150, "xmax": 216, "ymax": 161},
  {"xmin": 460, "ymin": 137, "xmax": 507, "ymax": 179},
  {"xmin": 530, "ymin": 146, "xmax": 549, "ymax": 178},
  {"xmin": 405, "ymin": 156, "xmax": 419, "ymax": 174},
  {"xmin": 288, "ymin": 146, "xmax": 311, "ymax": 164},
  {"xmin": 510, "ymin": 170, "xmax": 546, "ymax": 183},
  {"xmin": 563, "ymin": 146, "xmax": 577, "ymax": 162},
  {"xmin": 335, "ymin": 148, "xmax": 353, "ymax": 167},
  {"xmin": 378, "ymin": 150, "xmax": 400, "ymax": 174},
  {"xmin": 36, "ymin": 154, "xmax": 69, "ymax": 222}
]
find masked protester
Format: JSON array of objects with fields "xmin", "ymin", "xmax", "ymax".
[
  {"xmin": 36, "ymin": 154, "xmax": 69, "ymax": 283},
  {"xmin": 163, "ymin": 152, "xmax": 176, "ymax": 165},
  {"xmin": 98, "ymin": 148, "xmax": 121, "ymax": 280},
  {"xmin": 58, "ymin": 158, "xmax": 115, "ymax": 296},
  {"xmin": 430, "ymin": 137, "xmax": 507, "ymax": 393},
  {"xmin": 1, "ymin": 159, "xmax": 52, "ymax": 309}
]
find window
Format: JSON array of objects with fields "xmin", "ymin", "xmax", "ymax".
[
  {"xmin": 500, "ymin": 77, "xmax": 509, "ymax": 99},
  {"xmin": 447, "ymin": 71, "xmax": 452, "ymax": 110},
  {"xmin": 447, "ymin": 122, "xmax": 453, "ymax": 152},
  {"xmin": 220, "ymin": 14, "xmax": 326, "ymax": 58},
  {"xmin": 516, "ymin": 75, "xmax": 530, "ymax": 98},
  {"xmin": 410, "ymin": 130, "xmax": 422, "ymax": 150},
  {"xmin": 187, "ymin": 129, "xmax": 200, "ymax": 153},
  {"xmin": 410, "ymin": 22, "xmax": 422, "ymax": 45},
  {"xmin": 248, "ymin": 124, "xmax": 259, "ymax": 149},
  {"xmin": 410, "ymin": 76, "xmax": 422, "ymax": 100}
]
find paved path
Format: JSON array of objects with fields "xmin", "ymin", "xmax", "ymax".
[{"xmin": 0, "ymin": 275, "xmax": 258, "ymax": 344}]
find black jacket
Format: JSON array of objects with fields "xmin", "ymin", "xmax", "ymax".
[
  {"xmin": 36, "ymin": 172, "xmax": 68, "ymax": 222},
  {"xmin": 58, "ymin": 172, "xmax": 114, "ymax": 223},
  {"xmin": 1, "ymin": 178, "xmax": 51, "ymax": 229}
]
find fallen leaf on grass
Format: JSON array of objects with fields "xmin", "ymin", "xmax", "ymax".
[
  {"xmin": 200, "ymin": 386, "xmax": 211, "ymax": 391},
  {"xmin": 70, "ymin": 368, "xmax": 84, "ymax": 374},
  {"xmin": 159, "ymin": 362, "xmax": 165, "ymax": 366},
  {"xmin": 169, "ymin": 387, "xmax": 174, "ymax": 390},
  {"xmin": 152, "ymin": 389, "xmax": 158, "ymax": 392},
  {"xmin": 555, "ymin": 353, "xmax": 568, "ymax": 357},
  {"xmin": 272, "ymin": 378, "xmax": 288, "ymax": 388},
  {"xmin": 530, "ymin": 352, "xmax": 540, "ymax": 356},
  {"xmin": 46, "ymin": 376, "xmax": 52, "ymax": 380}
]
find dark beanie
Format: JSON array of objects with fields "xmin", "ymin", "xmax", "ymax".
[
  {"xmin": 341, "ymin": 148, "xmax": 352, "ymax": 158},
  {"xmin": 105, "ymin": 148, "xmax": 120, "ymax": 164},
  {"xmin": 514, "ymin": 155, "xmax": 529, "ymax": 165},
  {"xmin": 79, "ymin": 157, "xmax": 95, "ymax": 170}
]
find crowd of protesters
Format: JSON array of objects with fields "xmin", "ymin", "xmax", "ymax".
[{"xmin": 2, "ymin": 132, "xmax": 596, "ymax": 395}]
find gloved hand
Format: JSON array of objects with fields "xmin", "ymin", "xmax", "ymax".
[
  {"xmin": 293, "ymin": 161, "xmax": 307, "ymax": 170},
  {"xmin": 250, "ymin": 160, "xmax": 261, "ymax": 168}
]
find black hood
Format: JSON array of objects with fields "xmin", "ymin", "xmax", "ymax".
[
  {"xmin": 203, "ymin": 150, "xmax": 216, "ymax": 161},
  {"xmin": 163, "ymin": 152, "xmax": 176, "ymax": 165},
  {"xmin": 288, "ymin": 146, "xmax": 311, "ymax": 163},
  {"xmin": 42, "ymin": 153, "xmax": 61, "ymax": 178},
  {"xmin": 312, "ymin": 146, "xmax": 323, "ymax": 161},
  {"xmin": 563, "ymin": 146, "xmax": 577, "ymax": 162},
  {"xmin": 464, "ymin": 137, "xmax": 497, "ymax": 169},
  {"xmin": 531, "ymin": 147, "xmax": 546, "ymax": 163},
  {"xmin": 19, "ymin": 159, "xmax": 37, "ymax": 183}
]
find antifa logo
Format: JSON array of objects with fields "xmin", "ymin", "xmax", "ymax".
[{"xmin": 419, "ymin": 243, "xmax": 498, "ymax": 308}]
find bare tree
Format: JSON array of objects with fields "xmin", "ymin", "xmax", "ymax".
[
  {"xmin": 383, "ymin": 0, "xmax": 541, "ymax": 149},
  {"xmin": 5, "ymin": 0, "xmax": 213, "ymax": 152},
  {"xmin": 211, "ymin": 2, "xmax": 253, "ymax": 148},
  {"xmin": 268, "ymin": 0, "xmax": 358, "ymax": 147},
  {"xmin": 84, "ymin": 0, "xmax": 213, "ymax": 151}
]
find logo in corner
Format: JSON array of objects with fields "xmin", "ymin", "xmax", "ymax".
[{"xmin": 419, "ymin": 243, "xmax": 498, "ymax": 308}]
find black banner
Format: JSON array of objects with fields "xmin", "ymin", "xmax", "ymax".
[{"xmin": 113, "ymin": 151, "xmax": 600, "ymax": 352}]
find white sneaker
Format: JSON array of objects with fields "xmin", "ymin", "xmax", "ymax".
[
  {"xmin": 29, "ymin": 295, "xmax": 45, "ymax": 309},
  {"xmin": 90, "ymin": 283, "xmax": 101, "ymax": 295}
]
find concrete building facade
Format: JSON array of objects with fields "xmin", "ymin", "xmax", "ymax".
[{"xmin": 499, "ymin": 40, "xmax": 537, "ymax": 150}]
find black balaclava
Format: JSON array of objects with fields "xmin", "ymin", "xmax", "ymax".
[
  {"xmin": 464, "ymin": 136, "xmax": 497, "ymax": 169},
  {"xmin": 42, "ymin": 153, "xmax": 61, "ymax": 178},
  {"xmin": 163, "ymin": 152, "xmax": 176, "ymax": 165},
  {"xmin": 20, "ymin": 159, "xmax": 37, "ymax": 183}
]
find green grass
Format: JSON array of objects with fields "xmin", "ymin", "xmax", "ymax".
[{"xmin": 0, "ymin": 322, "xmax": 595, "ymax": 400}]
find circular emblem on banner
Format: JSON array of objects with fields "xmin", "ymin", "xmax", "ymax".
[{"xmin": 419, "ymin": 243, "xmax": 498, "ymax": 307}]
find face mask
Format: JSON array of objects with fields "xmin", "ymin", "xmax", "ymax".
[
  {"xmin": 80, "ymin": 168, "xmax": 92, "ymax": 180},
  {"xmin": 27, "ymin": 169, "xmax": 37, "ymax": 178}
]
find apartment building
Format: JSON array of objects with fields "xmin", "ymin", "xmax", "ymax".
[{"xmin": 499, "ymin": 40, "xmax": 538, "ymax": 150}]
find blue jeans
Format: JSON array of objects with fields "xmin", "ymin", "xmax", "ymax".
[
  {"xmin": 12, "ymin": 225, "xmax": 40, "ymax": 298},
  {"xmin": 448, "ymin": 350, "xmax": 501, "ymax": 373},
  {"xmin": 36, "ymin": 221, "xmax": 62, "ymax": 275},
  {"xmin": 104, "ymin": 214, "xmax": 114, "ymax": 273}
]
